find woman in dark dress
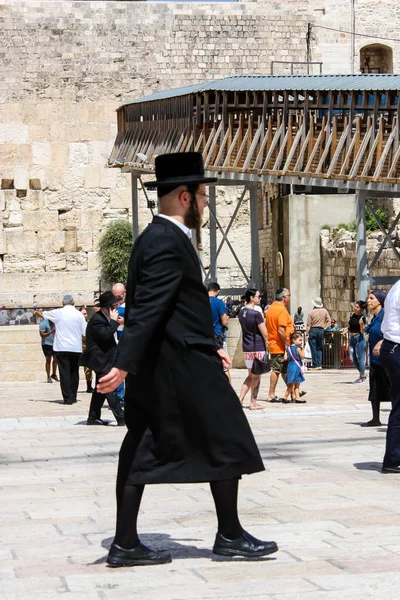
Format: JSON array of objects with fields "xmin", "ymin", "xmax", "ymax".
[{"xmin": 361, "ymin": 290, "xmax": 390, "ymax": 427}]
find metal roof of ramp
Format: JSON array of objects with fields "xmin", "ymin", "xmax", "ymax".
[{"xmin": 110, "ymin": 74, "xmax": 400, "ymax": 193}]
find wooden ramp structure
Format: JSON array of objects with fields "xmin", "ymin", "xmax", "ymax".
[{"xmin": 110, "ymin": 75, "xmax": 400, "ymax": 296}]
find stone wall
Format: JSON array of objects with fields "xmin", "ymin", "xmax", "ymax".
[
  {"xmin": 2, "ymin": 0, "xmax": 400, "ymax": 308},
  {"xmin": 321, "ymin": 228, "xmax": 400, "ymax": 326},
  {"xmin": 0, "ymin": 325, "xmax": 53, "ymax": 382}
]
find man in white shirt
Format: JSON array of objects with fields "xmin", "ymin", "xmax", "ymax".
[
  {"xmin": 41, "ymin": 294, "xmax": 87, "ymax": 405},
  {"xmin": 380, "ymin": 280, "xmax": 400, "ymax": 473}
]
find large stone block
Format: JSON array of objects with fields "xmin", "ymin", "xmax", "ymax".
[
  {"xmin": 45, "ymin": 253, "xmax": 67, "ymax": 271},
  {"xmin": 63, "ymin": 166, "xmax": 85, "ymax": 190},
  {"xmin": 26, "ymin": 272, "xmax": 64, "ymax": 293},
  {"xmin": 0, "ymin": 124, "xmax": 29, "ymax": 144},
  {"xmin": 32, "ymin": 291, "xmax": 67, "ymax": 307},
  {"xmin": 80, "ymin": 208, "xmax": 103, "ymax": 230},
  {"xmin": 62, "ymin": 271, "xmax": 100, "ymax": 295},
  {"xmin": 45, "ymin": 190, "xmax": 74, "ymax": 211},
  {"xmin": 23, "ymin": 209, "xmax": 58, "ymax": 232},
  {"xmin": 0, "ymin": 191, "xmax": 5, "ymax": 212},
  {"xmin": 16, "ymin": 144, "xmax": 32, "ymax": 167},
  {"xmin": 87, "ymin": 251, "xmax": 99, "ymax": 271},
  {"xmin": 4, "ymin": 211, "xmax": 23, "ymax": 228},
  {"xmin": 3, "ymin": 254, "xmax": 45, "ymax": 273},
  {"xmin": 4, "ymin": 229, "xmax": 38, "ymax": 254},
  {"xmin": 84, "ymin": 164, "xmax": 102, "ymax": 188},
  {"xmin": 87, "ymin": 140, "xmax": 109, "ymax": 164},
  {"xmin": 66, "ymin": 252, "xmax": 88, "ymax": 271},
  {"xmin": 14, "ymin": 167, "xmax": 29, "ymax": 190},
  {"xmin": 0, "ymin": 273, "xmax": 28, "ymax": 294},
  {"xmin": 69, "ymin": 142, "xmax": 89, "ymax": 165},
  {"xmin": 51, "ymin": 143, "xmax": 69, "ymax": 167},
  {"xmin": 74, "ymin": 188, "xmax": 109, "ymax": 210},
  {"xmin": 37, "ymin": 231, "xmax": 64, "ymax": 253},
  {"xmin": 77, "ymin": 230, "xmax": 93, "ymax": 252},
  {"xmin": 64, "ymin": 230, "xmax": 77, "ymax": 252},
  {"xmin": 0, "ymin": 143, "xmax": 17, "ymax": 167},
  {"xmin": 4, "ymin": 190, "xmax": 20, "ymax": 211},
  {"xmin": 58, "ymin": 209, "xmax": 80, "ymax": 231},
  {"xmin": 19, "ymin": 190, "xmax": 44, "ymax": 211},
  {"xmin": 110, "ymin": 188, "xmax": 131, "ymax": 209},
  {"xmin": 32, "ymin": 142, "xmax": 51, "ymax": 166}
]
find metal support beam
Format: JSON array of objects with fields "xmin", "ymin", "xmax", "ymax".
[
  {"xmin": 208, "ymin": 185, "xmax": 217, "ymax": 282},
  {"xmin": 356, "ymin": 190, "xmax": 369, "ymax": 300},
  {"xmin": 131, "ymin": 173, "xmax": 139, "ymax": 241},
  {"xmin": 249, "ymin": 185, "xmax": 260, "ymax": 290}
]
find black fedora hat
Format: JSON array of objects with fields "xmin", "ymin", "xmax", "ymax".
[
  {"xmin": 144, "ymin": 152, "xmax": 217, "ymax": 189},
  {"xmin": 97, "ymin": 291, "xmax": 119, "ymax": 307}
]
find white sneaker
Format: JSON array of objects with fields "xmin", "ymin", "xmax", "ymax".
[{"xmin": 353, "ymin": 378, "xmax": 366, "ymax": 384}]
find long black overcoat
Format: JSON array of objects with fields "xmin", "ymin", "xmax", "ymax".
[
  {"xmin": 80, "ymin": 310, "xmax": 119, "ymax": 374},
  {"xmin": 114, "ymin": 215, "xmax": 264, "ymax": 484}
]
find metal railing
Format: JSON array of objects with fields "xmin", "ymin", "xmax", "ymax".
[{"xmin": 298, "ymin": 329, "xmax": 369, "ymax": 370}]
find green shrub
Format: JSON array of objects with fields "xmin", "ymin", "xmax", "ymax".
[
  {"xmin": 331, "ymin": 201, "xmax": 389, "ymax": 235},
  {"xmin": 98, "ymin": 220, "xmax": 133, "ymax": 286}
]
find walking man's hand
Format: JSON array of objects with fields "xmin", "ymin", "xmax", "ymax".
[
  {"xmin": 217, "ymin": 348, "xmax": 231, "ymax": 370},
  {"xmin": 98, "ymin": 367, "xmax": 127, "ymax": 393}
]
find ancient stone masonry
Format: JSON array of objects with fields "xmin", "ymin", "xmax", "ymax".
[
  {"xmin": 1, "ymin": 0, "xmax": 400, "ymax": 307},
  {"xmin": 320, "ymin": 228, "xmax": 400, "ymax": 325}
]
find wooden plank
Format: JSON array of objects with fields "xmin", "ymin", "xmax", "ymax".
[
  {"xmin": 373, "ymin": 122, "xmax": 397, "ymax": 181},
  {"xmin": 348, "ymin": 121, "xmax": 373, "ymax": 179},
  {"xmin": 253, "ymin": 115, "xmax": 272, "ymax": 169},
  {"xmin": 293, "ymin": 129, "xmax": 310, "ymax": 172},
  {"xmin": 233, "ymin": 128, "xmax": 250, "ymax": 168},
  {"xmin": 214, "ymin": 122, "xmax": 232, "ymax": 166},
  {"xmin": 204, "ymin": 121, "xmax": 223, "ymax": 166},
  {"xmin": 387, "ymin": 138, "xmax": 400, "ymax": 178},
  {"xmin": 327, "ymin": 121, "xmax": 350, "ymax": 177},
  {"xmin": 223, "ymin": 122, "xmax": 242, "ymax": 168},
  {"xmin": 304, "ymin": 117, "xmax": 326, "ymax": 173},
  {"xmin": 243, "ymin": 121, "xmax": 264, "ymax": 171},
  {"xmin": 282, "ymin": 121, "xmax": 305, "ymax": 174},
  {"xmin": 272, "ymin": 128, "xmax": 289, "ymax": 171},
  {"xmin": 261, "ymin": 122, "xmax": 283, "ymax": 170},
  {"xmin": 315, "ymin": 128, "xmax": 333, "ymax": 174}
]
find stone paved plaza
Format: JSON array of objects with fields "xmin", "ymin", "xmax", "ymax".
[{"xmin": 1, "ymin": 368, "xmax": 400, "ymax": 600}]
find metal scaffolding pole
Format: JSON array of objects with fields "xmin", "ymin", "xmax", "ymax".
[
  {"xmin": 249, "ymin": 185, "xmax": 260, "ymax": 290},
  {"xmin": 356, "ymin": 190, "xmax": 369, "ymax": 300},
  {"xmin": 131, "ymin": 173, "xmax": 139, "ymax": 241},
  {"xmin": 208, "ymin": 185, "xmax": 217, "ymax": 282}
]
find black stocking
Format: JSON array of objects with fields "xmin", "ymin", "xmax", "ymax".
[
  {"xmin": 113, "ymin": 484, "xmax": 145, "ymax": 549},
  {"xmin": 372, "ymin": 400, "xmax": 381, "ymax": 422},
  {"xmin": 210, "ymin": 478, "xmax": 243, "ymax": 540}
]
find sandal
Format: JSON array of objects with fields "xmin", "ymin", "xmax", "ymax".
[
  {"xmin": 295, "ymin": 399, "xmax": 307, "ymax": 404},
  {"xmin": 281, "ymin": 398, "xmax": 293, "ymax": 404},
  {"xmin": 269, "ymin": 397, "xmax": 281, "ymax": 403}
]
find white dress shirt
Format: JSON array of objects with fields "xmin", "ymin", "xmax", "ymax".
[
  {"xmin": 158, "ymin": 213, "xmax": 192, "ymax": 239},
  {"xmin": 43, "ymin": 305, "xmax": 87, "ymax": 352},
  {"xmin": 382, "ymin": 280, "xmax": 400, "ymax": 343}
]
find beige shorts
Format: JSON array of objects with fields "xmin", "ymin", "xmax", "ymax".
[{"xmin": 270, "ymin": 353, "xmax": 288, "ymax": 374}]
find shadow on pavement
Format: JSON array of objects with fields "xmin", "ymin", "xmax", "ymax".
[
  {"xmin": 92, "ymin": 534, "xmax": 277, "ymax": 564},
  {"xmin": 354, "ymin": 461, "xmax": 382, "ymax": 472}
]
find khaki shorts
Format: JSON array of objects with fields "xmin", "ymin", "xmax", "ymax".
[{"xmin": 270, "ymin": 353, "xmax": 288, "ymax": 374}]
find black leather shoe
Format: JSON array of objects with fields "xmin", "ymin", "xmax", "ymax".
[
  {"xmin": 87, "ymin": 418, "xmax": 109, "ymax": 426},
  {"xmin": 361, "ymin": 420, "xmax": 382, "ymax": 427},
  {"xmin": 117, "ymin": 419, "xmax": 126, "ymax": 427},
  {"xmin": 106, "ymin": 542, "xmax": 172, "ymax": 567},
  {"xmin": 213, "ymin": 531, "xmax": 278, "ymax": 558},
  {"xmin": 382, "ymin": 464, "xmax": 400, "ymax": 473}
]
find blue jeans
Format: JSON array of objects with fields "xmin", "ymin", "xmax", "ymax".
[
  {"xmin": 309, "ymin": 328, "xmax": 324, "ymax": 367},
  {"xmin": 349, "ymin": 334, "xmax": 366, "ymax": 377},
  {"xmin": 116, "ymin": 381, "xmax": 125, "ymax": 403}
]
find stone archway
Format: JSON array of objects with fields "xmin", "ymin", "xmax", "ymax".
[{"xmin": 360, "ymin": 44, "xmax": 393, "ymax": 73}]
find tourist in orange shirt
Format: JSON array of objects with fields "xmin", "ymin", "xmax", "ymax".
[{"xmin": 265, "ymin": 288, "xmax": 294, "ymax": 402}]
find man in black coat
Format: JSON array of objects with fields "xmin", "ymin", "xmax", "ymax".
[
  {"xmin": 80, "ymin": 291, "xmax": 125, "ymax": 426},
  {"xmin": 98, "ymin": 152, "xmax": 277, "ymax": 567}
]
